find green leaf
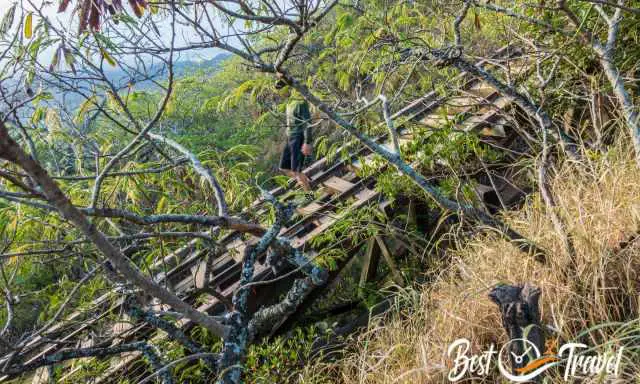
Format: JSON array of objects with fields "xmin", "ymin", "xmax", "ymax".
[
  {"xmin": 30, "ymin": 106, "xmax": 45, "ymax": 125},
  {"xmin": 74, "ymin": 95, "xmax": 97, "ymax": 125},
  {"xmin": 45, "ymin": 108, "xmax": 63, "ymax": 142},
  {"xmin": 63, "ymin": 47, "xmax": 76, "ymax": 73},
  {"xmin": 24, "ymin": 12, "xmax": 33, "ymax": 39},
  {"xmin": 100, "ymin": 48, "xmax": 117, "ymax": 67},
  {"xmin": 0, "ymin": 3, "xmax": 16, "ymax": 37},
  {"xmin": 336, "ymin": 13, "xmax": 353, "ymax": 31},
  {"xmin": 49, "ymin": 46, "xmax": 61, "ymax": 72}
]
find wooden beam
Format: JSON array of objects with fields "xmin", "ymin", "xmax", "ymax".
[
  {"xmin": 375, "ymin": 236, "xmax": 403, "ymax": 285},
  {"xmin": 112, "ymin": 314, "xmax": 133, "ymax": 340},
  {"xmin": 297, "ymin": 201, "xmax": 323, "ymax": 216},
  {"xmin": 359, "ymin": 237, "xmax": 381, "ymax": 290},
  {"xmin": 322, "ymin": 176, "xmax": 355, "ymax": 194},
  {"xmin": 407, "ymin": 199, "xmax": 417, "ymax": 228}
]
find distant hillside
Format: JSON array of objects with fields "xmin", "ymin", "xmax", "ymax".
[
  {"xmin": 105, "ymin": 52, "xmax": 232, "ymax": 84},
  {"xmin": 52, "ymin": 53, "xmax": 231, "ymax": 109},
  {"xmin": 171, "ymin": 53, "xmax": 232, "ymax": 77}
]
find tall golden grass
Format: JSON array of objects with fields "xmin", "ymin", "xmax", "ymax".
[{"xmin": 300, "ymin": 143, "xmax": 640, "ymax": 383}]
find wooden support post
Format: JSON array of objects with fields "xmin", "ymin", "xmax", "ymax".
[
  {"xmin": 375, "ymin": 236, "xmax": 403, "ymax": 285},
  {"xmin": 359, "ymin": 237, "xmax": 381, "ymax": 290},
  {"xmin": 406, "ymin": 199, "xmax": 417, "ymax": 229},
  {"xmin": 489, "ymin": 283, "xmax": 545, "ymax": 378}
]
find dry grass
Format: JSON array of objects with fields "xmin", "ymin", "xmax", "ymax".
[{"xmin": 299, "ymin": 144, "xmax": 640, "ymax": 384}]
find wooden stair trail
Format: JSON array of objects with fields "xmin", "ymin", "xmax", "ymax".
[{"xmin": 1, "ymin": 46, "xmax": 535, "ymax": 384}]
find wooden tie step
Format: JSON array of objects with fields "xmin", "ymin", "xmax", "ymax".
[
  {"xmin": 297, "ymin": 201, "xmax": 324, "ymax": 216},
  {"xmin": 467, "ymin": 81, "xmax": 496, "ymax": 98},
  {"xmin": 478, "ymin": 117, "xmax": 508, "ymax": 137},
  {"xmin": 445, "ymin": 96, "xmax": 482, "ymax": 114},
  {"xmin": 463, "ymin": 97, "xmax": 512, "ymax": 135},
  {"xmin": 420, "ymin": 113, "xmax": 457, "ymax": 127},
  {"xmin": 112, "ymin": 314, "xmax": 134, "ymax": 339},
  {"xmin": 322, "ymin": 176, "xmax": 355, "ymax": 194},
  {"xmin": 292, "ymin": 187, "xmax": 379, "ymax": 248}
]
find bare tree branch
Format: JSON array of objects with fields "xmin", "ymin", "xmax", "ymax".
[{"xmin": 0, "ymin": 120, "xmax": 228, "ymax": 339}]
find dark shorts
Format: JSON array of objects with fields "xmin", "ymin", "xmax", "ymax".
[{"xmin": 279, "ymin": 135, "xmax": 304, "ymax": 172}]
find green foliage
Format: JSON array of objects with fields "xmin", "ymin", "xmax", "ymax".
[
  {"xmin": 310, "ymin": 203, "xmax": 389, "ymax": 271},
  {"xmin": 244, "ymin": 327, "xmax": 319, "ymax": 384}
]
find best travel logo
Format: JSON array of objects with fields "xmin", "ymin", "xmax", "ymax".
[{"xmin": 446, "ymin": 337, "xmax": 624, "ymax": 382}]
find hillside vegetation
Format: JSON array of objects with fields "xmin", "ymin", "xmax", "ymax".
[
  {"xmin": 0, "ymin": 1, "xmax": 639, "ymax": 384},
  {"xmin": 301, "ymin": 141, "xmax": 640, "ymax": 383}
]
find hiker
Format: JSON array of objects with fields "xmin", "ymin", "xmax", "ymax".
[{"xmin": 276, "ymin": 80, "xmax": 313, "ymax": 192}]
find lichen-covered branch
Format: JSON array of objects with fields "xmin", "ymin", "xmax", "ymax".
[
  {"xmin": 0, "ymin": 191, "xmax": 265, "ymax": 236},
  {"xmin": 248, "ymin": 238, "xmax": 329, "ymax": 340},
  {"xmin": 217, "ymin": 191, "xmax": 291, "ymax": 384},
  {"xmin": 127, "ymin": 303, "xmax": 218, "ymax": 370},
  {"xmin": 1, "ymin": 341, "xmax": 172, "ymax": 384},
  {"xmin": 560, "ymin": 0, "xmax": 640, "ymax": 166},
  {"xmin": 248, "ymin": 276, "xmax": 320, "ymax": 338},
  {"xmin": 147, "ymin": 132, "xmax": 229, "ymax": 217}
]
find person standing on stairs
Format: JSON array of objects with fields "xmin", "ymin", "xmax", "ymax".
[{"xmin": 276, "ymin": 79, "xmax": 314, "ymax": 194}]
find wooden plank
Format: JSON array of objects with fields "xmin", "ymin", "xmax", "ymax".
[
  {"xmin": 463, "ymin": 96, "xmax": 512, "ymax": 130},
  {"xmin": 420, "ymin": 112, "xmax": 455, "ymax": 127},
  {"xmin": 31, "ymin": 367, "xmax": 49, "ymax": 384},
  {"xmin": 297, "ymin": 202, "xmax": 323, "ymax": 216},
  {"xmin": 226, "ymin": 238, "xmax": 246, "ymax": 262},
  {"xmin": 112, "ymin": 314, "xmax": 133, "ymax": 339},
  {"xmin": 192, "ymin": 260, "xmax": 208, "ymax": 290},
  {"xmin": 467, "ymin": 82, "xmax": 496, "ymax": 98},
  {"xmin": 322, "ymin": 176, "xmax": 355, "ymax": 194},
  {"xmin": 446, "ymin": 96, "xmax": 480, "ymax": 114}
]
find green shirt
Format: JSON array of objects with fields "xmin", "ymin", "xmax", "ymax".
[{"xmin": 286, "ymin": 100, "xmax": 312, "ymax": 144}]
